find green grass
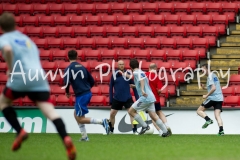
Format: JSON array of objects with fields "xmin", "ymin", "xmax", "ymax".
[{"xmin": 0, "ymin": 134, "xmax": 240, "ymax": 160}]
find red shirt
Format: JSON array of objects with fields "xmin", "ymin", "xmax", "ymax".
[{"xmin": 145, "ymin": 71, "xmax": 163, "ymax": 103}]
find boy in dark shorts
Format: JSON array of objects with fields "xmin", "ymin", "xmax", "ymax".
[{"xmin": 197, "ymin": 64, "xmax": 224, "ymax": 136}]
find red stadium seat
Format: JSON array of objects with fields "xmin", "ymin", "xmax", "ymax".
[
  {"xmin": 111, "ymin": 2, "xmax": 127, "ymax": 14},
  {"xmin": 47, "ymin": 38, "xmax": 63, "ymax": 49},
  {"xmin": 79, "ymin": 38, "xmax": 95, "ymax": 49},
  {"xmin": 16, "ymin": 27, "xmax": 26, "ymax": 34},
  {"xmin": 189, "ymin": 3, "xmax": 206, "ymax": 13},
  {"xmin": 3, "ymin": 4, "xmax": 18, "ymax": 15},
  {"xmin": 90, "ymin": 26, "xmax": 106, "ymax": 37},
  {"xmin": 85, "ymin": 50, "xmax": 101, "ymax": 61},
  {"xmin": 69, "ymin": 16, "xmax": 85, "ymax": 26},
  {"xmin": 161, "ymin": 85, "xmax": 176, "ymax": 97},
  {"xmin": 170, "ymin": 26, "xmax": 186, "ymax": 37},
  {"xmin": 159, "ymin": 62, "xmax": 171, "ymax": 72},
  {"xmin": 38, "ymin": 15, "xmax": 54, "ymax": 26},
  {"xmin": 176, "ymin": 38, "xmax": 192, "ymax": 49},
  {"xmin": 0, "ymin": 62, "xmax": 7, "ymax": 72},
  {"xmin": 101, "ymin": 50, "xmax": 117, "ymax": 60},
  {"xmin": 100, "ymin": 85, "xmax": 109, "ymax": 96},
  {"xmin": 166, "ymin": 50, "xmax": 182, "ymax": 61},
  {"xmin": 64, "ymin": 3, "xmax": 80, "ymax": 15},
  {"xmin": 18, "ymin": 4, "xmax": 33, "ymax": 15},
  {"xmin": 74, "ymin": 26, "xmax": 90, "ymax": 37},
  {"xmin": 154, "ymin": 26, "xmax": 170, "ymax": 37},
  {"xmin": 144, "ymin": 38, "xmax": 161, "ymax": 49},
  {"xmin": 89, "ymin": 96, "xmax": 106, "ymax": 106},
  {"xmin": 192, "ymin": 38, "xmax": 208, "ymax": 49},
  {"xmin": 80, "ymin": 4, "xmax": 96, "ymax": 14},
  {"xmin": 133, "ymin": 50, "xmax": 150, "ymax": 61},
  {"xmin": 0, "ymin": 73, "xmax": 8, "ymax": 84},
  {"xmin": 96, "ymin": 3, "xmax": 111, "ymax": 14},
  {"xmin": 117, "ymin": 49, "xmax": 133, "ymax": 60},
  {"xmin": 85, "ymin": 16, "xmax": 101, "ymax": 26},
  {"xmin": 101, "ymin": 15, "xmax": 116, "ymax": 25},
  {"xmin": 111, "ymin": 38, "xmax": 127, "ymax": 49},
  {"xmin": 229, "ymin": 75, "xmax": 240, "ymax": 85},
  {"xmin": 141, "ymin": 61, "xmax": 152, "ymax": 71},
  {"xmin": 181, "ymin": 15, "xmax": 196, "ymax": 25},
  {"xmin": 33, "ymin": 38, "xmax": 47, "ymax": 49},
  {"xmin": 234, "ymin": 86, "xmax": 240, "ymax": 96},
  {"xmin": 212, "ymin": 15, "xmax": 228, "ymax": 26},
  {"xmin": 223, "ymin": 96, "xmax": 240, "ymax": 106},
  {"xmin": 182, "ymin": 50, "xmax": 199, "ymax": 61},
  {"xmin": 22, "ymin": 15, "xmax": 38, "ymax": 26},
  {"xmin": 58, "ymin": 26, "xmax": 74, "ymax": 37},
  {"xmin": 127, "ymin": 2, "xmax": 143, "ymax": 14},
  {"xmin": 142, "ymin": 2, "xmax": 158, "ymax": 13},
  {"xmin": 206, "ymin": 3, "xmax": 222, "ymax": 13},
  {"xmin": 41, "ymin": 61, "xmax": 58, "ymax": 72},
  {"xmin": 202, "ymin": 26, "xmax": 218, "ymax": 37},
  {"xmin": 54, "ymin": 15, "xmax": 70, "ymax": 26},
  {"xmin": 56, "ymin": 95, "xmax": 73, "ymax": 106},
  {"xmin": 222, "ymin": 2, "xmax": 238, "ymax": 13},
  {"xmin": 49, "ymin": 3, "xmax": 64, "ymax": 15},
  {"xmin": 186, "ymin": 26, "xmax": 202, "ymax": 37},
  {"xmin": 164, "ymin": 15, "xmax": 180, "ymax": 25},
  {"xmin": 122, "ymin": 26, "xmax": 138, "ymax": 37},
  {"xmin": 15, "ymin": 16, "xmax": 23, "ymax": 27},
  {"xmin": 159, "ymin": 3, "xmax": 174, "ymax": 13},
  {"xmin": 106, "ymin": 26, "xmax": 122, "ymax": 37},
  {"xmin": 95, "ymin": 38, "xmax": 111, "ymax": 49},
  {"xmin": 138, "ymin": 26, "xmax": 154, "ymax": 37},
  {"xmin": 127, "ymin": 38, "xmax": 144, "ymax": 49},
  {"xmin": 150, "ymin": 50, "xmax": 166, "ymax": 61},
  {"xmin": 161, "ymin": 38, "xmax": 176, "ymax": 49},
  {"xmin": 33, "ymin": 3, "xmax": 49, "ymax": 15},
  {"xmin": 132, "ymin": 15, "xmax": 148, "ymax": 25},
  {"xmin": 52, "ymin": 50, "xmax": 67, "ymax": 61},
  {"xmin": 222, "ymin": 87, "xmax": 234, "ymax": 97},
  {"xmin": 91, "ymin": 86, "xmax": 101, "ymax": 96},
  {"xmin": 26, "ymin": 26, "xmax": 43, "ymax": 37},
  {"xmin": 148, "ymin": 15, "xmax": 164, "ymax": 25},
  {"xmin": 39, "ymin": 49, "xmax": 53, "ymax": 61},
  {"xmin": 51, "ymin": 85, "xmax": 65, "ymax": 95},
  {"xmin": 47, "ymin": 75, "xmax": 63, "ymax": 86},
  {"xmin": 183, "ymin": 60, "xmax": 197, "ymax": 70},
  {"xmin": 196, "ymin": 15, "xmax": 212, "ymax": 25},
  {"xmin": 174, "ymin": 2, "xmax": 190, "ymax": 13},
  {"xmin": 116, "ymin": 15, "xmax": 132, "ymax": 25},
  {"xmin": 63, "ymin": 37, "xmax": 79, "ymax": 49},
  {"xmin": 79, "ymin": 61, "xmax": 90, "ymax": 72},
  {"xmin": 57, "ymin": 61, "xmax": 70, "ymax": 71},
  {"xmin": 42, "ymin": 26, "xmax": 57, "ymax": 37}
]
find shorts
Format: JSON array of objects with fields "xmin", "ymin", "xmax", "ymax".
[
  {"xmin": 111, "ymin": 98, "xmax": 133, "ymax": 110},
  {"xmin": 75, "ymin": 92, "xmax": 92, "ymax": 117},
  {"xmin": 132, "ymin": 99, "xmax": 155, "ymax": 112},
  {"xmin": 201, "ymin": 100, "xmax": 223, "ymax": 112},
  {"xmin": 155, "ymin": 102, "xmax": 161, "ymax": 111},
  {"xmin": 3, "ymin": 87, "xmax": 50, "ymax": 102}
]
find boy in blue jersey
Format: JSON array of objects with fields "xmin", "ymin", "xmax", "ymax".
[
  {"xmin": 197, "ymin": 64, "xmax": 224, "ymax": 136},
  {"xmin": 0, "ymin": 12, "xmax": 76, "ymax": 160},
  {"xmin": 120, "ymin": 59, "xmax": 169, "ymax": 136},
  {"xmin": 109, "ymin": 60, "xmax": 139, "ymax": 134},
  {"xmin": 64, "ymin": 50, "xmax": 109, "ymax": 141}
]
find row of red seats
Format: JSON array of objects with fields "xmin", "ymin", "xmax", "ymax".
[
  {"xmin": 11, "ymin": 94, "xmax": 166, "ymax": 107},
  {"xmin": 30, "ymin": 37, "xmax": 214, "ymax": 50},
  {"xmin": 1, "ymin": 2, "xmax": 238, "ymax": 15},
  {"xmin": 13, "ymin": 14, "xmax": 229, "ymax": 27},
  {"xmin": 223, "ymin": 96, "xmax": 240, "ymax": 107},
  {"xmin": 12, "ymin": 25, "xmax": 224, "ymax": 38},
  {"xmin": 35, "ymin": 49, "xmax": 203, "ymax": 62},
  {"xmin": 222, "ymin": 86, "xmax": 240, "ymax": 96}
]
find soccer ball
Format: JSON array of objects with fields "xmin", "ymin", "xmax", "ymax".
[{"xmin": 144, "ymin": 125, "xmax": 154, "ymax": 135}]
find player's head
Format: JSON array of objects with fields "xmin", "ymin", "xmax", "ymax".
[
  {"xmin": 68, "ymin": 50, "xmax": 77, "ymax": 61},
  {"xmin": 0, "ymin": 12, "xmax": 16, "ymax": 33},
  {"xmin": 201, "ymin": 63, "xmax": 210, "ymax": 75},
  {"xmin": 130, "ymin": 58, "xmax": 139, "ymax": 70},
  {"xmin": 149, "ymin": 63, "xmax": 157, "ymax": 71},
  {"xmin": 117, "ymin": 60, "xmax": 125, "ymax": 71}
]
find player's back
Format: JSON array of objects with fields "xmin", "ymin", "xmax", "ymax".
[
  {"xmin": 207, "ymin": 73, "xmax": 223, "ymax": 101},
  {"xmin": 133, "ymin": 69, "xmax": 156, "ymax": 103},
  {"xmin": 0, "ymin": 30, "xmax": 49, "ymax": 91}
]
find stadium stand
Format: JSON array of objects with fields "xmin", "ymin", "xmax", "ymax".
[{"xmin": 0, "ymin": 1, "xmax": 240, "ymax": 109}]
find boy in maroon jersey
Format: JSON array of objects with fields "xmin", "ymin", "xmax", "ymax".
[{"xmin": 145, "ymin": 63, "xmax": 172, "ymax": 136}]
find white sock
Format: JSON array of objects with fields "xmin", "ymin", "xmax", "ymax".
[
  {"xmin": 156, "ymin": 119, "xmax": 168, "ymax": 133},
  {"xmin": 134, "ymin": 114, "xmax": 147, "ymax": 127},
  {"xmin": 79, "ymin": 124, "xmax": 87, "ymax": 138},
  {"xmin": 158, "ymin": 130, "xmax": 163, "ymax": 135},
  {"xmin": 164, "ymin": 122, "xmax": 170, "ymax": 128},
  {"xmin": 90, "ymin": 118, "xmax": 103, "ymax": 125}
]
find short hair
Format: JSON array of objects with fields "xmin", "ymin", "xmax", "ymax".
[
  {"xmin": 129, "ymin": 58, "xmax": 139, "ymax": 69},
  {"xmin": 149, "ymin": 63, "xmax": 157, "ymax": 70},
  {"xmin": 68, "ymin": 50, "xmax": 78, "ymax": 60},
  {"xmin": 0, "ymin": 12, "xmax": 16, "ymax": 32}
]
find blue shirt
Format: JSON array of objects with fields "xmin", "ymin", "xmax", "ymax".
[
  {"xmin": 109, "ymin": 70, "xmax": 139, "ymax": 103},
  {"xmin": 64, "ymin": 61, "xmax": 94, "ymax": 96},
  {"xmin": 133, "ymin": 69, "xmax": 156, "ymax": 103},
  {"xmin": 207, "ymin": 73, "xmax": 224, "ymax": 101},
  {"xmin": 0, "ymin": 30, "xmax": 49, "ymax": 91}
]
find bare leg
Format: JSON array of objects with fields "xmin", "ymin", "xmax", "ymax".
[
  {"xmin": 214, "ymin": 109, "xmax": 223, "ymax": 127},
  {"xmin": 197, "ymin": 106, "xmax": 207, "ymax": 118},
  {"xmin": 109, "ymin": 109, "xmax": 118, "ymax": 130}
]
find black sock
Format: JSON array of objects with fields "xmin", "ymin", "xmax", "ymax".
[
  {"xmin": 2, "ymin": 107, "xmax": 22, "ymax": 134},
  {"xmin": 52, "ymin": 118, "xmax": 68, "ymax": 140},
  {"xmin": 133, "ymin": 124, "xmax": 137, "ymax": 132},
  {"xmin": 109, "ymin": 121, "xmax": 114, "ymax": 132},
  {"xmin": 219, "ymin": 126, "xmax": 223, "ymax": 132},
  {"xmin": 204, "ymin": 116, "xmax": 211, "ymax": 121}
]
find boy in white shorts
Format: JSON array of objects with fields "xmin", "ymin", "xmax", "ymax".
[{"xmin": 120, "ymin": 59, "xmax": 169, "ymax": 137}]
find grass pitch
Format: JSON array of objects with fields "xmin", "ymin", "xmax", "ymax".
[{"xmin": 0, "ymin": 133, "xmax": 239, "ymax": 160}]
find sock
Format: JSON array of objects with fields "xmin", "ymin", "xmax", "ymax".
[
  {"xmin": 134, "ymin": 114, "xmax": 147, "ymax": 127},
  {"xmin": 132, "ymin": 124, "xmax": 137, "ymax": 132},
  {"xmin": 2, "ymin": 107, "xmax": 22, "ymax": 134},
  {"xmin": 204, "ymin": 116, "xmax": 211, "ymax": 121},
  {"xmin": 79, "ymin": 124, "xmax": 87, "ymax": 138},
  {"xmin": 164, "ymin": 122, "xmax": 170, "ymax": 128},
  {"xmin": 109, "ymin": 121, "xmax": 114, "ymax": 132},
  {"xmin": 158, "ymin": 130, "xmax": 163, "ymax": 135},
  {"xmin": 219, "ymin": 126, "xmax": 223, "ymax": 132},
  {"xmin": 156, "ymin": 119, "xmax": 168, "ymax": 133},
  {"xmin": 52, "ymin": 118, "xmax": 68, "ymax": 140},
  {"xmin": 90, "ymin": 118, "xmax": 102, "ymax": 125}
]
